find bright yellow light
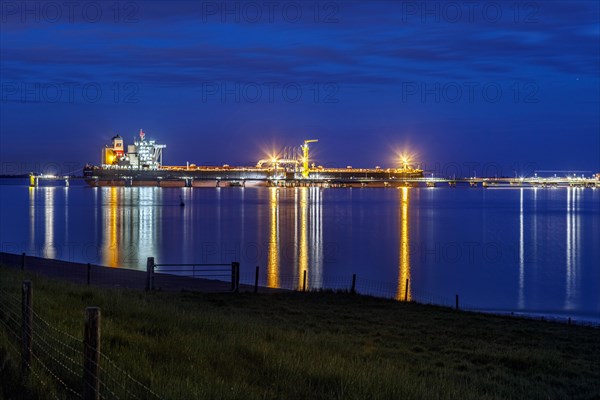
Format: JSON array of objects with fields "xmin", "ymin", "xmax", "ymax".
[
  {"xmin": 399, "ymin": 153, "xmax": 411, "ymax": 172},
  {"xmin": 271, "ymin": 157, "xmax": 278, "ymax": 164},
  {"xmin": 391, "ymin": 146, "xmax": 421, "ymax": 170}
]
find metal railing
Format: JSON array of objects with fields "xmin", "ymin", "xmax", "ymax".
[{"xmin": 147, "ymin": 258, "xmax": 240, "ymax": 292}]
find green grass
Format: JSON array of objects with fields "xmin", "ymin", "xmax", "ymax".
[{"xmin": 1, "ymin": 265, "xmax": 599, "ymax": 400}]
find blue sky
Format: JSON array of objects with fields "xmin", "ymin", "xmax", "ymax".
[{"xmin": 1, "ymin": 1, "xmax": 599, "ymax": 176}]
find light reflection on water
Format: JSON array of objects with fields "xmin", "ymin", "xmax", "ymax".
[
  {"xmin": 267, "ymin": 187, "xmax": 279, "ymax": 288},
  {"xmin": 565, "ymin": 187, "xmax": 582, "ymax": 310},
  {"xmin": 298, "ymin": 187, "xmax": 308, "ymax": 290},
  {"xmin": 1, "ymin": 180, "xmax": 599, "ymax": 319},
  {"xmin": 100, "ymin": 187, "xmax": 165, "ymax": 267},
  {"xmin": 396, "ymin": 187, "xmax": 410, "ymax": 301},
  {"xmin": 518, "ymin": 188, "xmax": 524, "ymax": 308}
]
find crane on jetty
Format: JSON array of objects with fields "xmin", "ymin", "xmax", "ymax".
[{"xmin": 301, "ymin": 139, "xmax": 318, "ymax": 178}]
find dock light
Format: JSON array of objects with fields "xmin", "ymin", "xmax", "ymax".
[
  {"xmin": 400, "ymin": 153, "xmax": 411, "ymax": 170},
  {"xmin": 271, "ymin": 156, "xmax": 279, "ymax": 177}
]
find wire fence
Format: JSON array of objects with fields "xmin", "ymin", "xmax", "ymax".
[
  {"xmin": 0, "ymin": 286, "xmax": 163, "ymax": 399},
  {"xmin": 153, "ymin": 261, "xmax": 237, "ymax": 292},
  {"xmin": 236, "ymin": 270, "xmax": 460, "ymax": 308}
]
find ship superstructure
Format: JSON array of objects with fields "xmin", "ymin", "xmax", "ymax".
[{"xmin": 102, "ymin": 130, "xmax": 165, "ymax": 169}]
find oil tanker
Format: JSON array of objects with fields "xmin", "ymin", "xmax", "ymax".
[{"xmin": 83, "ymin": 130, "xmax": 424, "ymax": 187}]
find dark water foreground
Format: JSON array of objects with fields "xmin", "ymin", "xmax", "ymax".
[{"xmin": 1, "ymin": 179, "xmax": 599, "ymax": 321}]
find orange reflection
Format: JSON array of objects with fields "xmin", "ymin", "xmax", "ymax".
[
  {"xmin": 397, "ymin": 187, "xmax": 411, "ymax": 301},
  {"xmin": 29, "ymin": 187, "xmax": 36, "ymax": 247},
  {"xmin": 298, "ymin": 187, "xmax": 308, "ymax": 290},
  {"xmin": 103, "ymin": 187, "xmax": 119, "ymax": 267},
  {"xmin": 267, "ymin": 187, "xmax": 280, "ymax": 287}
]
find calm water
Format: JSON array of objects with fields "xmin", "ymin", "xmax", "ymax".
[{"xmin": 1, "ymin": 179, "xmax": 599, "ymax": 320}]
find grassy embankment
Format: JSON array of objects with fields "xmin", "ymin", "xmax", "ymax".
[{"xmin": 0, "ymin": 265, "xmax": 599, "ymax": 400}]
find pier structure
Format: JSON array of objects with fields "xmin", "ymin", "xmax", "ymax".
[
  {"xmin": 33, "ymin": 170, "xmax": 600, "ymax": 188},
  {"xmin": 29, "ymin": 174, "xmax": 70, "ymax": 187}
]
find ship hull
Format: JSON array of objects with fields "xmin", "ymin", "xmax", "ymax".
[{"xmin": 83, "ymin": 166, "xmax": 424, "ymax": 187}]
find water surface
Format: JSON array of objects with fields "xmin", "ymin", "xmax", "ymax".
[{"xmin": 1, "ymin": 179, "xmax": 598, "ymax": 320}]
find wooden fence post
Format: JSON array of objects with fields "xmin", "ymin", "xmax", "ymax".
[
  {"xmin": 231, "ymin": 263, "xmax": 235, "ymax": 291},
  {"xmin": 21, "ymin": 281, "xmax": 32, "ymax": 377},
  {"xmin": 302, "ymin": 270, "xmax": 307, "ymax": 292},
  {"xmin": 350, "ymin": 274, "xmax": 356, "ymax": 294},
  {"xmin": 254, "ymin": 266, "xmax": 259, "ymax": 293},
  {"xmin": 83, "ymin": 307, "xmax": 101, "ymax": 400},
  {"xmin": 404, "ymin": 279, "xmax": 409, "ymax": 302},
  {"xmin": 87, "ymin": 263, "xmax": 91, "ymax": 285},
  {"xmin": 455, "ymin": 294, "xmax": 459, "ymax": 310},
  {"xmin": 146, "ymin": 257, "xmax": 154, "ymax": 291},
  {"xmin": 231, "ymin": 262, "xmax": 240, "ymax": 292},
  {"xmin": 21, "ymin": 252, "xmax": 26, "ymax": 271}
]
